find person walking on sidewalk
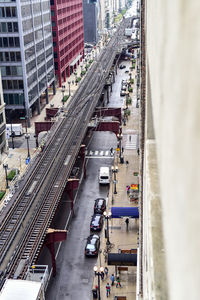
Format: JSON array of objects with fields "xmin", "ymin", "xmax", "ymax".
[
  {"xmin": 116, "ymin": 276, "xmax": 122, "ymax": 288},
  {"xmin": 106, "ymin": 283, "xmax": 111, "ymax": 297},
  {"xmin": 104, "ymin": 267, "xmax": 108, "ymax": 277},
  {"xmin": 125, "ymin": 217, "xmax": 129, "ymax": 230},
  {"xmin": 101, "ymin": 271, "xmax": 105, "ymax": 281},
  {"xmin": 110, "ymin": 274, "xmax": 115, "ymax": 286}
]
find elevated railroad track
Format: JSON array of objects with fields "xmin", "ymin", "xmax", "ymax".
[{"xmin": 0, "ymin": 18, "xmax": 130, "ymax": 282}]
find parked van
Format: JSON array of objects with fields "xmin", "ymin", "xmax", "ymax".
[
  {"xmin": 99, "ymin": 167, "xmax": 110, "ymax": 184},
  {"xmin": 6, "ymin": 124, "xmax": 23, "ymax": 136}
]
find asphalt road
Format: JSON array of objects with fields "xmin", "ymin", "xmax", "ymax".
[{"xmin": 46, "ymin": 131, "xmax": 116, "ymax": 300}]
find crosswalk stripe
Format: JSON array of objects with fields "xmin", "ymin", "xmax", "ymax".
[
  {"xmin": 89, "ymin": 150, "xmax": 93, "ymax": 155},
  {"xmin": 100, "ymin": 151, "xmax": 104, "ymax": 156},
  {"xmin": 94, "ymin": 150, "xmax": 98, "ymax": 155},
  {"xmin": 105, "ymin": 150, "xmax": 109, "ymax": 156}
]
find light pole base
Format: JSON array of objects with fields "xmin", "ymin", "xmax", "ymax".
[
  {"xmin": 106, "ymin": 240, "xmax": 110, "ymax": 246},
  {"xmin": 114, "ymin": 191, "xmax": 117, "ymax": 194}
]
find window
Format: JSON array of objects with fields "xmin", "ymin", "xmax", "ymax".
[
  {"xmin": 50, "ymin": 0, "xmax": 54, "ymax": 4},
  {"xmin": 21, "ymin": 4, "xmax": 31, "ymax": 17},
  {"xmin": 52, "ymin": 21, "xmax": 56, "ymax": 27},
  {"xmin": 9, "ymin": 37, "xmax": 14, "ymax": 47},
  {"xmin": 7, "ymin": 22, "xmax": 12, "ymax": 32},
  {"xmin": 53, "ymin": 31, "xmax": 56, "ymax": 37},
  {"xmin": 0, "ymin": 8, "xmax": 5, "ymax": 17},
  {"xmin": 14, "ymin": 37, "xmax": 20, "ymax": 47},
  {"xmin": 54, "ymin": 52, "xmax": 57, "ymax": 58},
  {"xmin": 11, "ymin": 7, "xmax": 16, "ymax": 17},
  {"xmin": 24, "ymin": 32, "xmax": 34, "ymax": 46},
  {"xmin": 51, "ymin": 10, "xmax": 55, "ymax": 16},
  {"xmin": 1, "ymin": 23, "xmax": 6, "ymax": 32},
  {"xmin": 6, "ymin": 7, "xmax": 11, "ymax": 17},
  {"xmin": 3, "ymin": 37, "xmax": 8, "ymax": 47},
  {"xmin": 34, "ymin": 15, "xmax": 42, "ymax": 27},
  {"xmin": 16, "ymin": 52, "xmax": 21, "ymax": 61},
  {"xmin": 13, "ymin": 22, "xmax": 18, "ymax": 32},
  {"xmin": 5, "ymin": 52, "xmax": 9, "ymax": 61},
  {"xmin": 7, "ymin": 80, "xmax": 13, "ymax": 89},
  {"xmin": 10, "ymin": 52, "xmax": 15, "ymax": 61},
  {"xmin": 0, "ymin": 52, "xmax": 3, "ymax": 61}
]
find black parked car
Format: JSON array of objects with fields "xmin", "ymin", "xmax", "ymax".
[
  {"xmin": 85, "ymin": 234, "xmax": 100, "ymax": 257},
  {"xmin": 90, "ymin": 214, "xmax": 104, "ymax": 231},
  {"xmin": 94, "ymin": 198, "xmax": 106, "ymax": 214}
]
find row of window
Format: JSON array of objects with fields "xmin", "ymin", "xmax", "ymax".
[
  {"xmin": 51, "ymin": 0, "xmax": 82, "ymax": 5},
  {"xmin": 0, "ymin": 7, "xmax": 17, "ymax": 18},
  {"xmin": 0, "ymin": 22, "xmax": 18, "ymax": 33},
  {"xmin": 25, "ymin": 45, "xmax": 52, "ymax": 61},
  {"xmin": 57, "ymin": 10, "xmax": 83, "ymax": 26},
  {"xmin": 0, "ymin": 36, "xmax": 20, "ymax": 47},
  {"xmin": 22, "ymin": 13, "xmax": 51, "ymax": 32},
  {"xmin": 21, "ymin": 1, "xmax": 50, "ymax": 18},
  {"xmin": 57, "ymin": 4, "xmax": 82, "ymax": 16},
  {"xmin": 4, "ymin": 93, "xmax": 24, "ymax": 105},
  {"xmin": 0, "ymin": 51, "xmax": 21, "ymax": 62},
  {"xmin": 2, "ymin": 79, "xmax": 23, "ymax": 90},
  {"xmin": 60, "ymin": 41, "xmax": 83, "ymax": 68},
  {"xmin": 1, "ymin": 65, "xmax": 22, "ymax": 76},
  {"xmin": 24, "ymin": 27, "xmax": 52, "ymax": 46}
]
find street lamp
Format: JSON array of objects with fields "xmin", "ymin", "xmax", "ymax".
[
  {"xmin": 117, "ymin": 132, "xmax": 123, "ymax": 162},
  {"xmin": 3, "ymin": 163, "xmax": 9, "ymax": 189},
  {"xmin": 61, "ymin": 85, "xmax": 65, "ymax": 106},
  {"xmin": 93, "ymin": 266, "xmax": 104, "ymax": 300},
  {"xmin": 7, "ymin": 109, "xmax": 15, "ymax": 149},
  {"xmin": 68, "ymin": 80, "xmax": 71, "ymax": 96},
  {"xmin": 112, "ymin": 165, "xmax": 118, "ymax": 194},
  {"xmin": 25, "ymin": 133, "xmax": 30, "ymax": 159},
  {"xmin": 103, "ymin": 211, "xmax": 112, "ymax": 245}
]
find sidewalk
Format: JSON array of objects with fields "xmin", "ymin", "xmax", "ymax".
[{"xmin": 92, "ymin": 63, "xmax": 139, "ymax": 300}]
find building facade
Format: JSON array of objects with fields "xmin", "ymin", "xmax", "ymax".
[
  {"xmin": 51, "ymin": 0, "xmax": 84, "ymax": 87},
  {"xmin": 0, "ymin": 70, "xmax": 7, "ymax": 163},
  {"xmin": 0, "ymin": 0, "xmax": 55, "ymax": 126},
  {"xmin": 139, "ymin": 0, "xmax": 200, "ymax": 299}
]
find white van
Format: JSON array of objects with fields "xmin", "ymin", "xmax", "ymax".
[
  {"xmin": 99, "ymin": 167, "xmax": 110, "ymax": 184},
  {"xmin": 6, "ymin": 124, "xmax": 23, "ymax": 136}
]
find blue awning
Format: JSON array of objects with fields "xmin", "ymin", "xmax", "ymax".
[{"xmin": 111, "ymin": 207, "xmax": 139, "ymax": 219}]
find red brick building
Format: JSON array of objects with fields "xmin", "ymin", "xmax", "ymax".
[{"xmin": 51, "ymin": 0, "xmax": 84, "ymax": 86}]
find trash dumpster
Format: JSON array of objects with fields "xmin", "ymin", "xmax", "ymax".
[{"xmin": 92, "ymin": 288, "xmax": 98, "ymax": 299}]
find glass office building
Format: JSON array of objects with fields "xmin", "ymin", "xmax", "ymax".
[{"xmin": 0, "ymin": 0, "xmax": 55, "ymax": 126}]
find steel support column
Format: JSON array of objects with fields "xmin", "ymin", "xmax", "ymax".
[
  {"xmin": 45, "ymin": 229, "xmax": 67, "ymax": 277},
  {"xmin": 65, "ymin": 179, "xmax": 79, "ymax": 216}
]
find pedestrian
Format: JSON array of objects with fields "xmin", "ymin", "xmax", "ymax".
[
  {"xmin": 122, "ymin": 147, "xmax": 124, "ymax": 153},
  {"xmin": 126, "ymin": 185, "xmax": 130, "ymax": 194},
  {"xmin": 110, "ymin": 274, "xmax": 115, "ymax": 286},
  {"xmin": 104, "ymin": 267, "xmax": 108, "ymax": 277},
  {"xmin": 137, "ymin": 148, "xmax": 140, "ymax": 155},
  {"xmin": 125, "ymin": 217, "xmax": 129, "ymax": 230},
  {"xmin": 116, "ymin": 276, "xmax": 121, "ymax": 288},
  {"xmin": 101, "ymin": 271, "xmax": 105, "ymax": 281},
  {"xmin": 106, "ymin": 283, "xmax": 111, "ymax": 297},
  {"xmin": 129, "ymin": 135, "xmax": 131, "ymax": 141},
  {"xmin": 126, "ymin": 160, "xmax": 129, "ymax": 167},
  {"xmin": 110, "ymin": 147, "xmax": 113, "ymax": 155}
]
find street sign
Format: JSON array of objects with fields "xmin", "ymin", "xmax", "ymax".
[
  {"xmin": 116, "ymin": 148, "xmax": 120, "ymax": 152},
  {"xmin": 20, "ymin": 117, "xmax": 25, "ymax": 120},
  {"xmin": 131, "ymin": 184, "xmax": 139, "ymax": 190}
]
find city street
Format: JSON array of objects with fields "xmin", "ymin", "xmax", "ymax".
[{"xmin": 46, "ymin": 60, "xmax": 131, "ymax": 299}]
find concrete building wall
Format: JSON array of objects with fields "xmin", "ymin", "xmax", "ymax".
[{"xmin": 143, "ymin": 0, "xmax": 200, "ymax": 299}]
